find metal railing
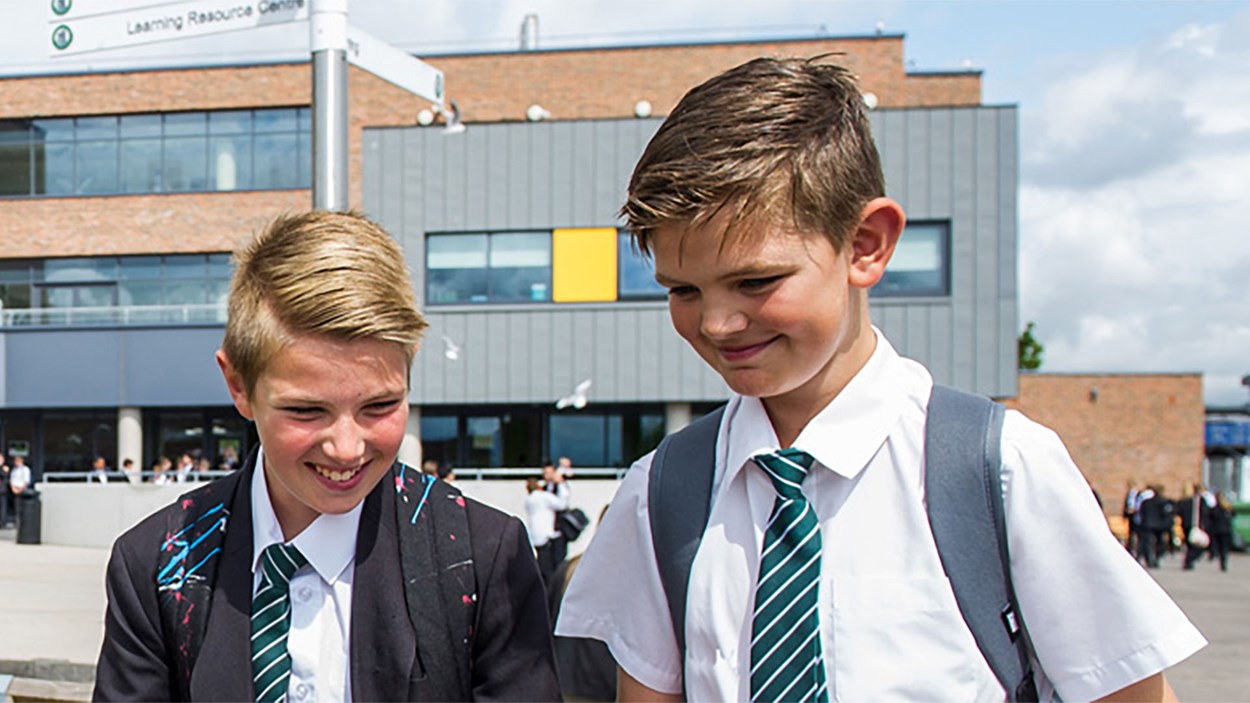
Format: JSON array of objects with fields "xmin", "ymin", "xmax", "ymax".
[{"xmin": 0, "ymin": 304, "xmax": 227, "ymax": 328}]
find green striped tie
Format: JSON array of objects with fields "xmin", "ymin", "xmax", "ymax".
[
  {"xmin": 251, "ymin": 542, "xmax": 308, "ymax": 703},
  {"xmin": 750, "ymin": 448, "xmax": 828, "ymax": 703}
]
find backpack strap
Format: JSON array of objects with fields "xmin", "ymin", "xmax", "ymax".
[
  {"xmin": 394, "ymin": 463, "xmax": 477, "ymax": 700},
  {"xmin": 925, "ymin": 384, "xmax": 1037, "ymax": 702},
  {"xmin": 648, "ymin": 406, "xmax": 724, "ymax": 658},
  {"xmin": 157, "ymin": 473, "xmax": 239, "ymax": 698}
]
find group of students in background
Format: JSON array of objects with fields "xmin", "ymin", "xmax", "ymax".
[{"xmin": 1124, "ymin": 481, "xmax": 1237, "ymax": 571}]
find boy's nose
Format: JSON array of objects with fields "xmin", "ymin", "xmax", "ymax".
[
  {"xmin": 700, "ymin": 303, "xmax": 748, "ymax": 339},
  {"xmin": 321, "ymin": 417, "xmax": 366, "ymax": 464}
]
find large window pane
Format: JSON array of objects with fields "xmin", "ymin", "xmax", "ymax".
[
  {"xmin": 210, "ymin": 135, "xmax": 251, "ymax": 190},
  {"xmin": 208, "ymin": 253, "xmax": 233, "ymax": 278},
  {"xmin": 0, "ymin": 260, "xmax": 32, "ymax": 284},
  {"xmin": 876, "ymin": 222, "xmax": 950, "ymax": 297},
  {"xmin": 465, "ymin": 416, "xmax": 502, "ymax": 468},
  {"xmin": 120, "ymin": 139, "xmax": 162, "ymax": 193},
  {"xmin": 75, "ymin": 140, "xmax": 118, "ymax": 194},
  {"xmin": 255, "ymin": 109, "xmax": 298, "ymax": 133},
  {"xmin": 32, "ymin": 118, "xmax": 75, "ymax": 142},
  {"xmin": 75, "ymin": 116, "xmax": 117, "ymax": 140},
  {"xmin": 163, "ymin": 136, "xmax": 208, "ymax": 191},
  {"xmin": 118, "ymin": 256, "xmax": 162, "ymax": 279},
  {"xmin": 550, "ymin": 414, "xmax": 611, "ymax": 467},
  {"xmin": 618, "ymin": 230, "xmax": 666, "ymax": 299},
  {"xmin": 164, "ymin": 280, "xmax": 206, "ymax": 305},
  {"xmin": 0, "ymin": 283, "xmax": 32, "ymax": 309},
  {"xmin": 209, "ymin": 110, "xmax": 251, "ymax": 135},
  {"xmin": 119, "ymin": 281, "xmax": 163, "ymax": 306},
  {"xmin": 119, "ymin": 114, "xmax": 162, "ymax": 138},
  {"xmin": 164, "ymin": 112, "xmax": 207, "ymax": 137},
  {"xmin": 39, "ymin": 142, "xmax": 75, "ymax": 195},
  {"xmin": 420, "ymin": 416, "xmax": 459, "ymax": 467},
  {"xmin": 0, "ymin": 140, "xmax": 31, "ymax": 196},
  {"xmin": 165, "ymin": 254, "xmax": 206, "ymax": 278},
  {"xmin": 44, "ymin": 412, "xmax": 115, "ymax": 473},
  {"xmin": 45, "ymin": 257, "xmax": 115, "ymax": 283},
  {"xmin": 253, "ymin": 133, "xmax": 299, "ymax": 189},
  {"xmin": 427, "ymin": 234, "xmax": 489, "ymax": 303},
  {"xmin": 489, "ymin": 232, "xmax": 550, "ymax": 302}
]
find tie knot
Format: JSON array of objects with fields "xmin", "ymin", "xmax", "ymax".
[
  {"xmin": 260, "ymin": 542, "xmax": 307, "ymax": 589},
  {"xmin": 753, "ymin": 448, "xmax": 816, "ymax": 499}
]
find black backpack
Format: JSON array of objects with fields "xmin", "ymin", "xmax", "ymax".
[{"xmin": 648, "ymin": 385, "xmax": 1038, "ymax": 701}]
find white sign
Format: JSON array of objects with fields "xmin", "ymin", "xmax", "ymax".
[
  {"xmin": 49, "ymin": 0, "xmax": 309, "ymax": 56},
  {"xmin": 346, "ymin": 25, "xmax": 444, "ymax": 106}
]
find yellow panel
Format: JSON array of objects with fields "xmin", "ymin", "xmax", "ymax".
[{"xmin": 552, "ymin": 228, "xmax": 618, "ymax": 303}]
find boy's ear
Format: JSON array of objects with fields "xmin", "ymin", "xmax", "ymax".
[
  {"xmin": 847, "ymin": 197, "xmax": 905, "ymax": 289},
  {"xmin": 216, "ymin": 350, "xmax": 255, "ymax": 420}
]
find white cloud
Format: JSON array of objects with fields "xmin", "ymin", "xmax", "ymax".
[{"xmin": 1020, "ymin": 6, "xmax": 1250, "ymax": 406}]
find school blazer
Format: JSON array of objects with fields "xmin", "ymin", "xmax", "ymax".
[{"xmin": 93, "ymin": 455, "xmax": 561, "ymax": 702}]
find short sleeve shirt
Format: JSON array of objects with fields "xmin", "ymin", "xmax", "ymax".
[{"xmin": 555, "ymin": 333, "xmax": 1205, "ymax": 702}]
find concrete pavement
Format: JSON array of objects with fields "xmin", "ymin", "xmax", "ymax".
[{"xmin": 0, "ymin": 527, "xmax": 1247, "ymax": 698}]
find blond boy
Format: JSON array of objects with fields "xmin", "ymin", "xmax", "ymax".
[
  {"xmin": 556, "ymin": 58, "xmax": 1204, "ymax": 702},
  {"xmin": 96, "ymin": 211, "xmax": 559, "ymax": 701}
]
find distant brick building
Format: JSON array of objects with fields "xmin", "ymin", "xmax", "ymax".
[{"xmin": 1003, "ymin": 373, "xmax": 1205, "ymax": 524}]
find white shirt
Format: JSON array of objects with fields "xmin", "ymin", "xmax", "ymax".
[
  {"xmin": 556, "ymin": 333, "xmax": 1206, "ymax": 702},
  {"xmin": 10, "ymin": 465, "xmax": 31, "ymax": 492},
  {"xmin": 526, "ymin": 483, "xmax": 568, "ymax": 547},
  {"xmin": 251, "ymin": 451, "xmax": 360, "ymax": 703}
]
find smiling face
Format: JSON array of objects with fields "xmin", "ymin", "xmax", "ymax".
[
  {"xmin": 653, "ymin": 208, "xmax": 895, "ymax": 439},
  {"xmin": 218, "ymin": 333, "xmax": 410, "ymax": 540}
]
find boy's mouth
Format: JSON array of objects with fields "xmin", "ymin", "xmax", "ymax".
[
  {"xmin": 718, "ymin": 337, "xmax": 776, "ymax": 362},
  {"xmin": 310, "ymin": 463, "xmax": 364, "ymax": 483}
]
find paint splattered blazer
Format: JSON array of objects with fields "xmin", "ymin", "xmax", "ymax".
[{"xmin": 93, "ymin": 453, "xmax": 561, "ymax": 701}]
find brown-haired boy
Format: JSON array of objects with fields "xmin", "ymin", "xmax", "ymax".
[
  {"xmin": 555, "ymin": 57, "xmax": 1203, "ymax": 702},
  {"xmin": 95, "ymin": 211, "xmax": 560, "ymax": 701}
]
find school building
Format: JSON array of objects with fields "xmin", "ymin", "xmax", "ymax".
[{"xmin": 2, "ymin": 31, "xmax": 1020, "ymax": 480}]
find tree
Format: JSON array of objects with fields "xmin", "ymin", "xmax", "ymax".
[{"xmin": 1018, "ymin": 321, "xmax": 1044, "ymax": 371}]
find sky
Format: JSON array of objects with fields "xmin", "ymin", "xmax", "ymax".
[{"xmin": 4, "ymin": 0, "xmax": 1250, "ymax": 407}]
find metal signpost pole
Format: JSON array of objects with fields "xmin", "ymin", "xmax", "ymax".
[{"xmin": 310, "ymin": 0, "xmax": 349, "ymax": 211}]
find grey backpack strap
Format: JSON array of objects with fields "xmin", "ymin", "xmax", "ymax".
[
  {"xmin": 649, "ymin": 406, "xmax": 725, "ymax": 657},
  {"xmin": 925, "ymin": 385, "xmax": 1037, "ymax": 702}
]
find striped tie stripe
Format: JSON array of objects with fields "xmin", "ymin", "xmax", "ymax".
[
  {"xmin": 750, "ymin": 448, "xmax": 828, "ymax": 703},
  {"xmin": 251, "ymin": 542, "xmax": 308, "ymax": 703}
]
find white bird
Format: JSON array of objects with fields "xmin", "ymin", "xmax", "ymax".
[
  {"xmin": 442, "ymin": 335, "xmax": 461, "ymax": 361},
  {"xmin": 556, "ymin": 379, "xmax": 593, "ymax": 410}
]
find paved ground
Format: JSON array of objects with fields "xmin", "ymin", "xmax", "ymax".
[{"xmin": 0, "ymin": 527, "xmax": 1247, "ymax": 699}]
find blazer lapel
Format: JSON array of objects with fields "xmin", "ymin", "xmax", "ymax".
[
  {"xmin": 351, "ymin": 474, "xmax": 418, "ymax": 701},
  {"xmin": 190, "ymin": 456, "xmax": 257, "ymax": 702}
]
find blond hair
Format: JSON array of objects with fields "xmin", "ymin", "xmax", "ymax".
[
  {"xmin": 222, "ymin": 210, "xmax": 428, "ymax": 395},
  {"xmin": 623, "ymin": 56, "xmax": 884, "ymax": 254}
]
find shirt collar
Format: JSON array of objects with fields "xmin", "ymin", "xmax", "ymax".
[
  {"xmin": 721, "ymin": 328, "xmax": 917, "ymax": 484},
  {"xmin": 250, "ymin": 449, "xmax": 362, "ymax": 585}
]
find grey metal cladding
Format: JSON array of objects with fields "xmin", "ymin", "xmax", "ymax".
[{"xmin": 363, "ymin": 105, "xmax": 1017, "ymax": 404}]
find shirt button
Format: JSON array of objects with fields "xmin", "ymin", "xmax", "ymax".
[
  {"xmin": 295, "ymin": 683, "xmax": 309, "ymax": 699},
  {"xmin": 297, "ymin": 587, "xmax": 313, "ymax": 602}
]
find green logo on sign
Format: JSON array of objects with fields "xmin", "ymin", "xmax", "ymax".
[
  {"xmin": 50, "ymin": 0, "xmax": 72, "ymax": 16},
  {"xmin": 51, "ymin": 24, "xmax": 73, "ymax": 50}
]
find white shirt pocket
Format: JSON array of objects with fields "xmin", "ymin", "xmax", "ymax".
[{"xmin": 829, "ymin": 575, "xmax": 996, "ymax": 702}]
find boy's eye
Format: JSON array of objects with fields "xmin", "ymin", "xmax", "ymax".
[
  {"xmin": 283, "ymin": 406, "xmax": 322, "ymax": 417},
  {"xmin": 666, "ymin": 285, "xmax": 698, "ymax": 298},
  {"xmin": 739, "ymin": 276, "xmax": 781, "ymax": 291},
  {"xmin": 365, "ymin": 400, "xmax": 402, "ymax": 414}
]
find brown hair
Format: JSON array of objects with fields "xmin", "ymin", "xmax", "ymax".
[
  {"xmin": 221, "ymin": 210, "xmax": 428, "ymax": 395},
  {"xmin": 623, "ymin": 56, "xmax": 884, "ymax": 254}
]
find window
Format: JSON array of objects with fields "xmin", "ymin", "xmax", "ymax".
[
  {"xmin": 0, "ymin": 108, "xmax": 311, "ymax": 198},
  {"xmin": 0, "ymin": 254, "xmax": 234, "ymax": 325},
  {"xmin": 426, "ymin": 232, "xmax": 551, "ymax": 304},
  {"xmin": 617, "ymin": 230, "xmax": 666, "ymax": 299},
  {"xmin": 874, "ymin": 221, "xmax": 950, "ymax": 297}
]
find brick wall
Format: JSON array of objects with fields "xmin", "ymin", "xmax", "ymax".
[
  {"xmin": 0, "ymin": 37, "xmax": 980, "ymax": 259},
  {"xmin": 1002, "ymin": 374, "xmax": 1205, "ymax": 517}
]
